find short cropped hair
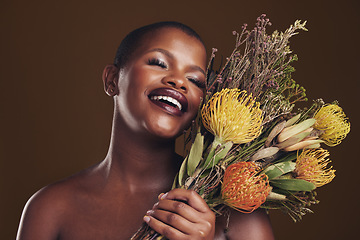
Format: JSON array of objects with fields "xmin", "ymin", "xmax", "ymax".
[{"xmin": 113, "ymin": 21, "xmax": 204, "ymax": 69}]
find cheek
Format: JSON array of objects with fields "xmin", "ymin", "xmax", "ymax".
[
  {"xmin": 190, "ymin": 88, "xmax": 204, "ymax": 109},
  {"xmin": 125, "ymin": 68, "xmax": 144, "ymax": 89},
  {"xmin": 122, "ymin": 68, "xmax": 151, "ymax": 103},
  {"xmin": 125, "ymin": 67, "xmax": 160, "ymax": 92},
  {"xmin": 184, "ymin": 89, "xmax": 204, "ymax": 125},
  {"xmin": 116, "ymin": 68, "xmax": 149, "ymax": 123}
]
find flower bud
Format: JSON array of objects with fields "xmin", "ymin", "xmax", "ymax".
[
  {"xmin": 278, "ymin": 119, "xmax": 316, "ymax": 143},
  {"xmin": 283, "ymin": 139, "xmax": 323, "ymax": 152}
]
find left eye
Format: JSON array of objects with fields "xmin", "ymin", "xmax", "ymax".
[
  {"xmin": 188, "ymin": 77, "xmax": 206, "ymax": 89},
  {"xmin": 148, "ymin": 58, "xmax": 167, "ymax": 69}
]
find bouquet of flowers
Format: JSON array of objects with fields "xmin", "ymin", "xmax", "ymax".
[{"xmin": 131, "ymin": 14, "xmax": 351, "ymax": 239}]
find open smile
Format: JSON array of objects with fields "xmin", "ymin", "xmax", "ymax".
[
  {"xmin": 148, "ymin": 88, "xmax": 188, "ymax": 116},
  {"xmin": 150, "ymin": 95, "xmax": 182, "ymax": 110}
]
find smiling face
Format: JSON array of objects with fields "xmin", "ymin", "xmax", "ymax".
[{"xmin": 114, "ymin": 27, "xmax": 207, "ymax": 140}]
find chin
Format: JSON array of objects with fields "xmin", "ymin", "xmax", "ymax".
[
  {"xmin": 150, "ymin": 126, "xmax": 182, "ymax": 140},
  {"xmin": 145, "ymin": 119, "xmax": 186, "ymax": 140}
]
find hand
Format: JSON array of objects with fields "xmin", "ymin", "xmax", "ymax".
[{"xmin": 143, "ymin": 189, "xmax": 215, "ymax": 240}]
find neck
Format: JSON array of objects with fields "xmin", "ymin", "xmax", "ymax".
[{"xmin": 99, "ymin": 112, "xmax": 182, "ymax": 192}]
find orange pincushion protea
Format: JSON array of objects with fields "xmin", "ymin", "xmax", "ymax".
[{"xmin": 221, "ymin": 162, "xmax": 271, "ymax": 213}]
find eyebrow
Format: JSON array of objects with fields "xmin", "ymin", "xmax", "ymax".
[{"xmin": 146, "ymin": 48, "xmax": 206, "ymax": 76}]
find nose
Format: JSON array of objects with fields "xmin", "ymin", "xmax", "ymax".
[{"xmin": 161, "ymin": 74, "xmax": 188, "ymax": 92}]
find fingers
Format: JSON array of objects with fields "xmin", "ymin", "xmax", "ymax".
[
  {"xmin": 153, "ymin": 197, "xmax": 200, "ymax": 223},
  {"xmin": 160, "ymin": 189, "xmax": 210, "ymax": 213},
  {"xmin": 144, "ymin": 212, "xmax": 212, "ymax": 240},
  {"xmin": 143, "ymin": 214, "xmax": 187, "ymax": 239},
  {"xmin": 143, "ymin": 189, "xmax": 215, "ymax": 240}
]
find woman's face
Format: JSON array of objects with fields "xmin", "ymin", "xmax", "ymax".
[{"xmin": 115, "ymin": 27, "xmax": 207, "ymax": 140}]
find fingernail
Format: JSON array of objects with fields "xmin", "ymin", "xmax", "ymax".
[
  {"xmin": 143, "ymin": 215, "xmax": 150, "ymax": 223},
  {"xmin": 160, "ymin": 192, "xmax": 168, "ymax": 200},
  {"xmin": 158, "ymin": 193, "xmax": 164, "ymax": 200},
  {"xmin": 152, "ymin": 202, "xmax": 159, "ymax": 208},
  {"xmin": 146, "ymin": 210, "xmax": 154, "ymax": 215}
]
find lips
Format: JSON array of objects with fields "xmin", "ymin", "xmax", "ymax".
[{"xmin": 148, "ymin": 88, "xmax": 188, "ymax": 116}]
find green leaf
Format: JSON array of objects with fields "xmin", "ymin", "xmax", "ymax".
[
  {"xmin": 204, "ymin": 141, "xmax": 233, "ymax": 170},
  {"xmin": 178, "ymin": 156, "xmax": 188, "ymax": 186},
  {"xmin": 187, "ymin": 132, "xmax": 204, "ymax": 176},
  {"xmin": 213, "ymin": 141, "xmax": 233, "ymax": 165},
  {"xmin": 172, "ymin": 173, "xmax": 179, "ymax": 189},
  {"xmin": 263, "ymin": 161, "xmax": 296, "ymax": 180},
  {"xmin": 266, "ymin": 191, "xmax": 287, "ymax": 201},
  {"xmin": 202, "ymin": 141, "xmax": 218, "ymax": 169},
  {"xmin": 285, "ymin": 113, "xmax": 301, "ymax": 127},
  {"xmin": 274, "ymin": 152, "xmax": 297, "ymax": 164},
  {"xmin": 270, "ymin": 179, "xmax": 315, "ymax": 191}
]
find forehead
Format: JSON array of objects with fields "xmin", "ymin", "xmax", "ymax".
[{"xmin": 133, "ymin": 27, "xmax": 207, "ymax": 64}]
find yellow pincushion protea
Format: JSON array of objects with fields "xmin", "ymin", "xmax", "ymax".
[
  {"xmin": 314, "ymin": 104, "xmax": 350, "ymax": 146},
  {"xmin": 201, "ymin": 89, "xmax": 263, "ymax": 144},
  {"xmin": 221, "ymin": 162, "xmax": 271, "ymax": 213},
  {"xmin": 294, "ymin": 148, "xmax": 335, "ymax": 187}
]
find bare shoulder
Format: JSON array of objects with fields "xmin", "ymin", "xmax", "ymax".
[
  {"xmin": 217, "ymin": 208, "xmax": 275, "ymax": 240},
  {"xmin": 17, "ymin": 167, "xmax": 96, "ymax": 240}
]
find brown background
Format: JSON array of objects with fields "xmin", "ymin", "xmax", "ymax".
[{"xmin": 1, "ymin": 0, "xmax": 359, "ymax": 239}]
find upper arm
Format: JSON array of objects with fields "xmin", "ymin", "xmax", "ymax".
[
  {"xmin": 225, "ymin": 208, "xmax": 275, "ymax": 240},
  {"xmin": 17, "ymin": 186, "xmax": 65, "ymax": 240}
]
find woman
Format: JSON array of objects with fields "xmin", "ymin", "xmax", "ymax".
[{"xmin": 17, "ymin": 22, "xmax": 274, "ymax": 240}]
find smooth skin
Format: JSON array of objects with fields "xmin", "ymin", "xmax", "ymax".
[{"xmin": 17, "ymin": 27, "xmax": 274, "ymax": 240}]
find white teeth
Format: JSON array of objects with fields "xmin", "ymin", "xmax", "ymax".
[{"xmin": 151, "ymin": 95, "xmax": 182, "ymax": 111}]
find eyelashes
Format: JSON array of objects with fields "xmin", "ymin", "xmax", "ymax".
[
  {"xmin": 148, "ymin": 58, "xmax": 167, "ymax": 69},
  {"xmin": 147, "ymin": 58, "xmax": 205, "ymax": 89},
  {"xmin": 188, "ymin": 78, "xmax": 206, "ymax": 89}
]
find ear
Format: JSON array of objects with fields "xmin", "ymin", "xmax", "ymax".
[{"xmin": 102, "ymin": 64, "xmax": 120, "ymax": 96}]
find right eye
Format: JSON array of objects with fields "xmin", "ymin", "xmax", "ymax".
[{"xmin": 148, "ymin": 58, "xmax": 167, "ymax": 69}]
